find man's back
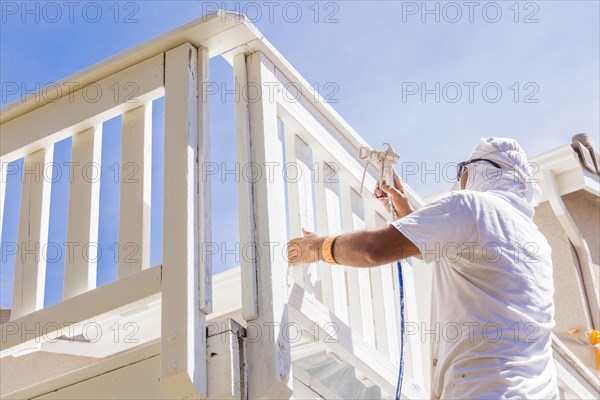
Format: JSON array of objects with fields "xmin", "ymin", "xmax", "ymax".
[{"xmin": 393, "ymin": 190, "xmax": 557, "ymax": 399}]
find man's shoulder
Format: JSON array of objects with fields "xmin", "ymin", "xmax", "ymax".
[{"xmin": 430, "ymin": 190, "xmax": 477, "ymax": 207}]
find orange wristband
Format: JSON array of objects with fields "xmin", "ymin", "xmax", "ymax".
[{"xmin": 322, "ymin": 235, "xmax": 340, "ymax": 265}]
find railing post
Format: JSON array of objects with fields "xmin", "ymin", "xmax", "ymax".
[
  {"xmin": 234, "ymin": 51, "xmax": 293, "ymax": 399},
  {"xmin": 161, "ymin": 42, "xmax": 208, "ymax": 398}
]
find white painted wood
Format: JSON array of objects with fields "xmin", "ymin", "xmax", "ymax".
[
  {"xmin": 35, "ymin": 355, "xmax": 163, "ymax": 399},
  {"xmin": 2, "ymin": 265, "xmax": 161, "ymax": 351},
  {"xmin": 322, "ymin": 162, "xmax": 349, "ymax": 324},
  {"xmin": 553, "ymin": 334, "xmax": 600, "ymax": 397},
  {"xmin": 1, "ymin": 55, "xmax": 164, "ymax": 163},
  {"xmin": 312, "ymin": 152, "xmax": 350, "ymax": 324},
  {"xmin": 339, "ymin": 180, "xmax": 364, "ymax": 336},
  {"xmin": 233, "ymin": 53, "xmax": 258, "ymax": 321},
  {"xmin": 206, "ymin": 267, "xmax": 242, "ymax": 322},
  {"xmin": 294, "ymin": 136, "xmax": 317, "ymax": 295},
  {"xmin": 281, "ymin": 124, "xmax": 307, "ymax": 289},
  {"xmin": 0, "ymin": 159, "xmax": 7, "ymax": 244},
  {"xmin": 364, "ymin": 208, "xmax": 386, "ymax": 356},
  {"xmin": 11, "ymin": 147, "xmax": 53, "ymax": 320},
  {"xmin": 379, "ymin": 263, "xmax": 400, "ymax": 364},
  {"xmin": 288, "ymin": 283, "xmax": 428, "ymax": 399},
  {"xmin": 274, "ymin": 105, "xmax": 394, "ymax": 221},
  {"xmin": 118, "ymin": 104, "xmax": 152, "ymax": 279},
  {"xmin": 392, "ymin": 259, "xmax": 403, "ymax": 367},
  {"xmin": 2, "ymin": 341, "xmax": 161, "ymax": 400},
  {"xmin": 313, "ymin": 153, "xmax": 334, "ymax": 309},
  {"xmin": 351, "ymin": 189, "xmax": 376, "ymax": 348},
  {"xmin": 63, "ymin": 126, "xmax": 102, "ymax": 300},
  {"xmin": 555, "ymin": 355, "xmax": 600, "ymax": 400},
  {"xmin": 274, "ymin": 69, "xmax": 422, "ymax": 202},
  {"xmin": 243, "ymin": 51, "xmax": 293, "ymax": 399},
  {"xmin": 206, "ymin": 319, "xmax": 246, "ymax": 399},
  {"xmin": 36, "ymin": 297, "xmax": 161, "ymax": 359},
  {"xmin": 400, "ymin": 258, "xmax": 425, "ymax": 387},
  {"xmin": 197, "ymin": 46, "xmax": 212, "ymax": 315},
  {"xmin": 1, "ymin": 11, "xmax": 252, "ymax": 125},
  {"xmin": 378, "ymin": 212, "xmax": 400, "ymax": 364},
  {"xmin": 161, "ymin": 43, "xmax": 206, "ymax": 398},
  {"xmin": 293, "ymin": 366, "xmax": 340, "ymax": 400},
  {"xmin": 0, "ymin": 13, "xmax": 442, "ymax": 399},
  {"xmin": 407, "ymin": 256, "xmax": 433, "ymax": 390},
  {"xmin": 224, "ymin": 28, "xmax": 423, "ymax": 205}
]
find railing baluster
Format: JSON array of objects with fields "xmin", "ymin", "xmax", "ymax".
[
  {"xmin": 367, "ymin": 209, "xmax": 400, "ymax": 363},
  {"xmin": 340, "ymin": 181, "xmax": 362, "ymax": 334},
  {"xmin": 118, "ymin": 104, "xmax": 152, "ymax": 279},
  {"xmin": 12, "ymin": 147, "xmax": 53, "ymax": 319},
  {"xmin": 295, "ymin": 136, "xmax": 317, "ymax": 294},
  {"xmin": 313, "ymin": 153, "xmax": 348, "ymax": 323},
  {"xmin": 0, "ymin": 160, "xmax": 7, "ymax": 245},
  {"xmin": 352, "ymin": 190, "xmax": 376, "ymax": 347},
  {"xmin": 365, "ymin": 207, "xmax": 388, "ymax": 355},
  {"xmin": 281, "ymin": 126, "xmax": 307, "ymax": 289},
  {"xmin": 340, "ymin": 181, "xmax": 376, "ymax": 346},
  {"xmin": 313, "ymin": 152, "xmax": 335, "ymax": 307},
  {"xmin": 63, "ymin": 126, "xmax": 102, "ymax": 300},
  {"xmin": 401, "ymin": 258, "xmax": 425, "ymax": 385}
]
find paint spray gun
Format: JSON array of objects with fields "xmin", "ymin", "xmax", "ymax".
[{"xmin": 358, "ymin": 142, "xmax": 401, "ymax": 220}]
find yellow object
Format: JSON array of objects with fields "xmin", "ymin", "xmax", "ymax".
[
  {"xmin": 590, "ymin": 329, "xmax": 600, "ymax": 372},
  {"xmin": 322, "ymin": 235, "xmax": 340, "ymax": 265},
  {"xmin": 568, "ymin": 328, "xmax": 600, "ymax": 373}
]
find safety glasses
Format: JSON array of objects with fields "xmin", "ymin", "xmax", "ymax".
[{"xmin": 456, "ymin": 158, "xmax": 502, "ymax": 181}]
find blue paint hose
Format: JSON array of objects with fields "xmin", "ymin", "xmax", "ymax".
[
  {"xmin": 395, "ymin": 259, "xmax": 405, "ymax": 400},
  {"xmin": 388, "ymin": 191, "xmax": 405, "ymax": 399}
]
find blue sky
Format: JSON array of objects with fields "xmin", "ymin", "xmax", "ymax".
[{"xmin": 1, "ymin": 1, "xmax": 599, "ymax": 308}]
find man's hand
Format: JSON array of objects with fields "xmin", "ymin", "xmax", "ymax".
[
  {"xmin": 287, "ymin": 228, "xmax": 326, "ymax": 266},
  {"xmin": 373, "ymin": 169, "xmax": 414, "ymax": 219}
]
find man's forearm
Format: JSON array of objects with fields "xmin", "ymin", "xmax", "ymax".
[
  {"xmin": 327, "ymin": 226, "xmax": 420, "ymax": 267},
  {"xmin": 325, "ymin": 229, "xmax": 381, "ymax": 267}
]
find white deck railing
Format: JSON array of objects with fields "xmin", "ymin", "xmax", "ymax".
[
  {"xmin": 1, "ymin": 11, "xmax": 429, "ymax": 399},
  {"xmin": 231, "ymin": 49, "xmax": 428, "ymax": 398}
]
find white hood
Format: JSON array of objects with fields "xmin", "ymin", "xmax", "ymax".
[{"xmin": 463, "ymin": 137, "xmax": 542, "ymax": 207}]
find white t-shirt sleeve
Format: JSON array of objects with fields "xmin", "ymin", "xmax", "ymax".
[{"xmin": 391, "ymin": 192, "xmax": 477, "ymax": 264}]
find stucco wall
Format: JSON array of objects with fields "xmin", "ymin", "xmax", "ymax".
[
  {"xmin": 533, "ymin": 201, "xmax": 592, "ymax": 331},
  {"xmin": 563, "ymin": 189, "xmax": 600, "ymax": 315}
]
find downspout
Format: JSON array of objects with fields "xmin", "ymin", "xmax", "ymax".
[{"xmin": 543, "ymin": 169, "xmax": 600, "ymax": 330}]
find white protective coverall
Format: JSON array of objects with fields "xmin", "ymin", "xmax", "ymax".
[{"xmin": 392, "ymin": 137, "xmax": 557, "ymax": 399}]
